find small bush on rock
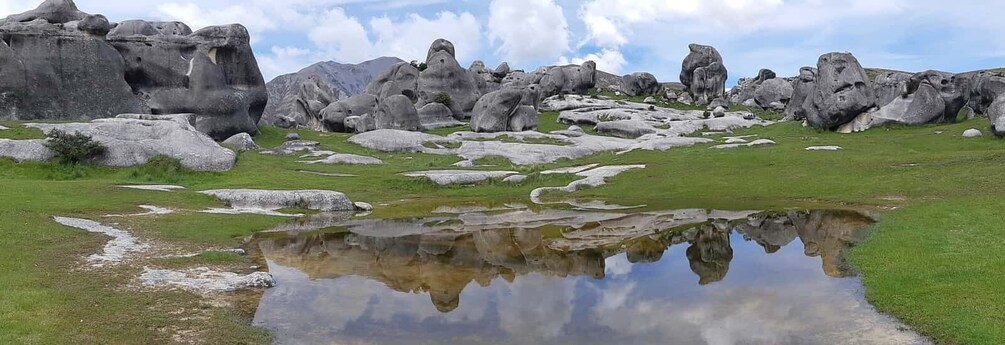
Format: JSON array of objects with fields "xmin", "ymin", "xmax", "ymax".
[
  {"xmin": 432, "ymin": 93, "xmax": 453, "ymax": 108},
  {"xmin": 44, "ymin": 130, "xmax": 107, "ymax": 165}
]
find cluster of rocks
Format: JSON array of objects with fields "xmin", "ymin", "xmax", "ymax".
[
  {"xmin": 295, "ymin": 39, "xmax": 598, "ymax": 134},
  {"xmin": 0, "ymin": 0, "xmax": 268, "ymax": 140},
  {"xmin": 729, "ymin": 69, "xmax": 794, "ymax": 111}
]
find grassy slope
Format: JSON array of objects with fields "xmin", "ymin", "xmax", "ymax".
[{"xmin": 2, "ymin": 112, "xmax": 1005, "ymax": 343}]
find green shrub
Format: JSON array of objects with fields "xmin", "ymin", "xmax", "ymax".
[
  {"xmin": 44, "ymin": 130, "xmax": 107, "ymax": 165},
  {"xmin": 432, "ymin": 92, "xmax": 453, "ymax": 108}
]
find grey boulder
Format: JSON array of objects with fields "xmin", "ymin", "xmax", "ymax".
[
  {"xmin": 418, "ymin": 103, "xmax": 464, "ymax": 130},
  {"xmin": 320, "ymin": 94, "xmax": 378, "ymax": 132},
  {"xmin": 365, "ymin": 62, "xmax": 419, "ymax": 102},
  {"xmin": 803, "ymin": 52, "xmax": 875, "ymax": 130},
  {"xmin": 784, "ymin": 67, "xmax": 816, "ymax": 121},
  {"xmin": 374, "ymin": 95, "xmax": 420, "ymax": 131},
  {"xmin": 27, "ymin": 117, "xmax": 236, "ymax": 171},
  {"xmin": 418, "ymin": 39, "xmax": 481, "ymax": 117},
  {"xmin": 754, "ymin": 78, "xmax": 793, "ymax": 108},
  {"xmin": 200, "ymin": 189, "xmax": 356, "ymax": 212},
  {"xmin": 221, "ymin": 133, "xmax": 260, "ymax": 152},
  {"xmin": 681, "ymin": 43, "xmax": 728, "ymax": 105},
  {"xmin": 470, "ymin": 88, "xmax": 524, "ymax": 132},
  {"xmin": 869, "ymin": 71, "xmax": 967, "ymax": 127},
  {"xmin": 621, "ymin": 72, "xmax": 660, "ymax": 97}
]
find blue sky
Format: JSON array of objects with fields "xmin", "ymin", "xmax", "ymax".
[{"xmin": 2, "ymin": 0, "xmax": 1004, "ymax": 85}]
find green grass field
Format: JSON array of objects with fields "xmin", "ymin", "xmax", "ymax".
[{"xmin": 2, "ymin": 110, "xmax": 1005, "ymax": 343}]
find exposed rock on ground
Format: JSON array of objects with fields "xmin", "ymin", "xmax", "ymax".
[
  {"xmin": 806, "ymin": 146, "xmax": 844, "ymax": 151},
  {"xmin": 0, "ymin": 139, "xmax": 51, "ymax": 162},
  {"xmin": 53, "ymin": 216, "xmax": 148, "ymax": 267},
  {"xmin": 140, "ymin": 268, "xmax": 276, "ymax": 292},
  {"xmin": 0, "ymin": 0, "xmax": 269, "ymax": 140},
  {"xmin": 104, "ymin": 205, "xmax": 174, "ymax": 217},
  {"xmin": 531, "ymin": 165, "xmax": 646, "ymax": 204},
  {"xmin": 963, "ymin": 129, "xmax": 983, "ymax": 138},
  {"xmin": 221, "ymin": 133, "xmax": 260, "ymax": 152},
  {"xmin": 299, "ymin": 153, "xmax": 384, "ymax": 165},
  {"xmin": 26, "ymin": 117, "xmax": 236, "ymax": 171},
  {"xmin": 712, "ymin": 139, "xmax": 776, "ymax": 149},
  {"xmin": 621, "ymin": 72, "xmax": 660, "ymax": 97},
  {"xmin": 119, "ymin": 185, "xmax": 186, "ymax": 192},
  {"xmin": 200, "ymin": 189, "xmax": 359, "ymax": 213},
  {"xmin": 403, "ymin": 170, "xmax": 519, "ymax": 185}
]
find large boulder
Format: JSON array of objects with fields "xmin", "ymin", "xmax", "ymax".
[
  {"xmin": 470, "ymin": 88, "xmax": 524, "ymax": 132},
  {"xmin": 856, "ymin": 70, "xmax": 968, "ymax": 129},
  {"xmin": 538, "ymin": 61, "xmax": 596, "ymax": 98},
  {"xmin": 621, "ymin": 72, "xmax": 660, "ymax": 97},
  {"xmin": 872, "ymin": 71, "xmax": 914, "ymax": 107},
  {"xmin": 0, "ymin": 2, "xmax": 269, "ymax": 141},
  {"xmin": 319, "ymin": 94, "xmax": 377, "ymax": 133},
  {"xmin": 989, "ymin": 96, "xmax": 1005, "ymax": 137},
  {"xmin": 373, "ymin": 95, "xmax": 420, "ymax": 131},
  {"xmin": 417, "ymin": 103, "xmax": 463, "ymax": 130},
  {"xmin": 292, "ymin": 75, "xmax": 338, "ymax": 131},
  {"xmin": 754, "ymin": 78, "xmax": 794, "ymax": 108},
  {"xmin": 962, "ymin": 72, "xmax": 1005, "ymax": 116},
  {"xmin": 680, "ymin": 44, "xmax": 728, "ymax": 105},
  {"xmin": 418, "ymin": 39, "xmax": 481, "ymax": 118},
  {"xmin": 784, "ymin": 67, "xmax": 816, "ymax": 121},
  {"xmin": 26, "ymin": 116, "xmax": 236, "ymax": 171},
  {"xmin": 365, "ymin": 62, "xmax": 419, "ymax": 102},
  {"xmin": 803, "ymin": 52, "xmax": 875, "ymax": 130}
]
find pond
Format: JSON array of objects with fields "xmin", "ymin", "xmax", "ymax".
[{"xmin": 250, "ymin": 206, "xmax": 929, "ymax": 345}]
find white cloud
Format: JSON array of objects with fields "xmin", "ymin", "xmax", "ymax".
[
  {"xmin": 487, "ymin": 0, "xmax": 570, "ymax": 63},
  {"xmin": 559, "ymin": 48, "xmax": 626, "ymax": 74},
  {"xmin": 307, "ymin": 7, "xmax": 374, "ymax": 63},
  {"xmin": 369, "ymin": 11, "xmax": 483, "ymax": 62}
]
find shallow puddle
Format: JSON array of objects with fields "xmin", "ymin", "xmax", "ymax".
[{"xmin": 251, "ymin": 208, "xmax": 928, "ymax": 345}]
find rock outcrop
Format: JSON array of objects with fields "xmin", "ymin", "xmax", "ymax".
[
  {"xmin": 24, "ymin": 116, "xmax": 236, "ymax": 171},
  {"xmin": 418, "ymin": 39, "xmax": 481, "ymax": 118},
  {"xmin": 621, "ymin": 72, "xmax": 661, "ymax": 97},
  {"xmin": 373, "ymin": 95, "xmax": 420, "ymax": 131},
  {"xmin": 680, "ymin": 44, "xmax": 728, "ymax": 106},
  {"xmin": 470, "ymin": 88, "xmax": 525, "ymax": 132},
  {"xmin": 365, "ymin": 62, "xmax": 420, "ymax": 102},
  {"xmin": 261, "ymin": 57, "xmax": 403, "ymax": 128},
  {"xmin": 320, "ymin": 94, "xmax": 378, "ymax": 132},
  {"xmin": 0, "ymin": 0, "xmax": 269, "ymax": 140},
  {"xmin": 783, "ymin": 67, "xmax": 817, "ymax": 121},
  {"xmin": 753, "ymin": 78, "xmax": 794, "ymax": 108},
  {"xmin": 802, "ymin": 52, "xmax": 875, "ymax": 130}
]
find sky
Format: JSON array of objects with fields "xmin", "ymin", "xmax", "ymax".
[{"xmin": 2, "ymin": 0, "xmax": 1004, "ymax": 86}]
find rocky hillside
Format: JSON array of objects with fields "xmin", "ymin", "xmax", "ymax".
[{"xmin": 262, "ymin": 57, "xmax": 404, "ymax": 126}]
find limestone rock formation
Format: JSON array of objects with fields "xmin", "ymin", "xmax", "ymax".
[
  {"xmin": 680, "ymin": 44, "xmax": 728, "ymax": 106},
  {"xmin": 802, "ymin": 52, "xmax": 875, "ymax": 130},
  {"xmin": 373, "ymin": 95, "xmax": 420, "ymax": 131},
  {"xmin": 320, "ymin": 94, "xmax": 378, "ymax": 133},
  {"xmin": 292, "ymin": 75, "xmax": 338, "ymax": 130},
  {"xmin": 537, "ymin": 62, "xmax": 597, "ymax": 98},
  {"xmin": 872, "ymin": 71, "xmax": 914, "ymax": 107},
  {"xmin": 470, "ymin": 88, "xmax": 525, "ymax": 132},
  {"xmin": 783, "ymin": 67, "xmax": 817, "ymax": 121},
  {"xmin": 418, "ymin": 39, "xmax": 481, "ymax": 118},
  {"xmin": 870, "ymin": 70, "xmax": 967, "ymax": 126},
  {"xmin": 261, "ymin": 57, "xmax": 403, "ymax": 128},
  {"xmin": 754, "ymin": 78, "xmax": 794, "ymax": 108},
  {"xmin": 417, "ymin": 103, "xmax": 464, "ymax": 130},
  {"xmin": 621, "ymin": 72, "xmax": 661, "ymax": 97},
  {"xmin": 365, "ymin": 62, "xmax": 420, "ymax": 102},
  {"xmin": 26, "ymin": 116, "xmax": 236, "ymax": 171},
  {"xmin": 0, "ymin": 0, "xmax": 269, "ymax": 141}
]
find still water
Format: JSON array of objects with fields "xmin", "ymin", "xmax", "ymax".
[{"xmin": 252, "ymin": 207, "xmax": 928, "ymax": 345}]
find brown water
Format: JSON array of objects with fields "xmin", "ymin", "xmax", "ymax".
[{"xmin": 251, "ymin": 207, "xmax": 929, "ymax": 345}]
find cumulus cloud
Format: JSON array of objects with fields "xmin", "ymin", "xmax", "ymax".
[
  {"xmin": 559, "ymin": 48, "xmax": 626, "ymax": 74},
  {"xmin": 487, "ymin": 0, "xmax": 570, "ymax": 63},
  {"xmin": 368, "ymin": 11, "xmax": 483, "ymax": 62}
]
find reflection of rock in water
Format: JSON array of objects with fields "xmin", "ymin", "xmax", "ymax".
[
  {"xmin": 791, "ymin": 210, "xmax": 876, "ymax": 278},
  {"xmin": 736, "ymin": 213, "xmax": 799, "ymax": 254},
  {"xmin": 686, "ymin": 225, "xmax": 734, "ymax": 285},
  {"xmin": 256, "ymin": 208, "xmax": 877, "ymax": 311},
  {"xmin": 259, "ymin": 230, "xmax": 607, "ymax": 313}
]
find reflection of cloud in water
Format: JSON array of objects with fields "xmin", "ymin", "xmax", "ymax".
[
  {"xmin": 253, "ymin": 208, "xmax": 927, "ymax": 345},
  {"xmin": 604, "ymin": 255, "xmax": 634, "ymax": 277}
]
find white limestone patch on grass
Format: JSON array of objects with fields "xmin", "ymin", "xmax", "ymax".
[
  {"xmin": 120, "ymin": 185, "xmax": 186, "ymax": 192},
  {"xmin": 712, "ymin": 139, "xmax": 776, "ymax": 149},
  {"xmin": 531, "ymin": 165, "xmax": 647, "ymax": 204},
  {"xmin": 140, "ymin": 267, "xmax": 275, "ymax": 293},
  {"xmin": 403, "ymin": 170, "xmax": 518, "ymax": 186},
  {"xmin": 104, "ymin": 205, "xmax": 174, "ymax": 217},
  {"xmin": 53, "ymin": 217, "xmax": 149, "ymax": 267},
  {"xmin": 806, "ymin": 146, "xmax": 844, "ymax": 151}
]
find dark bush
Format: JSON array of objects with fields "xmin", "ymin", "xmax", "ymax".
[
  {"xmin": 44, "ymin": 130, "xmax": 107, "ymax": 165},
  {"xmin": 432, "ymin": 92, "xmax": 453, "ymax": 108}
]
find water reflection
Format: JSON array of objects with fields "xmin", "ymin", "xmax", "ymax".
[{"xmin": 253, "ymin": 208, "xmax": 928, "ymax": 345}]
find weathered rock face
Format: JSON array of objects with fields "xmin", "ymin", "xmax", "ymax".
[
  {"xmin": 27, "ymin": 116, "xmax": 237, "ymax": 171},
  {"xmin": 680, "ymin": 44, "xmax": 728, "ymax": 105},
  {"xmin": 470, "ymin": 88, "xmax": 524, "ymax": 132},
  {"xmin": 0, "ymin": 0, "xmax": 269, "ymax": 141},
  {"xmin": 538, "ymin": 61, "xmax": 597, "ymax": 98},
  {"xmin": 418, "ymin": 39, "xmax": 481, "ymax": 118},
  {"xmin": 319, "ymin": 94, "xmax": 378, "ymax": 133},
  {"xmin": 754, "ymin": 78, "xmax": 794, "ymax": 108},
  {"xmin": 756, "ymin": 69, "xmax": 776, "ymax": 83},
  {"xmin": 373, "ymin": 95, "xmax": 420, "ymax": 131},
  {"xmin": 962, "ymin": 72, "xmax": 1005, "ymax": 116},
  {"xmin": 872, "ymin": 71, "xmax": 913, "ymax": 107},
  {"xmin": 365, "ymin": 62, "xmax": 419, "ymax": 102},
  {"xmin": 784, "ymin": 67, "xmax": 816, "ymax": 121},
  {"xmin": 987, "ymin": 96, "xmax": 1005, "ymax": 137},
  {"xmin": 417, "ymin": 103, "xmax": 463, "ymax": 130},
  {"xmin": 621, "ymin": 72, "xmax": 661, "ymax": 97},
  {"xmin": 852, "ymin": 70, "xmax": 968, "ymax": 130},
  {"xmin": 803, "ymin": 53, "xmax": 875, "ymax": 130},
  {"xmin": 289, "ymin": 75, "xmax": 338, "ymax": 131}
]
